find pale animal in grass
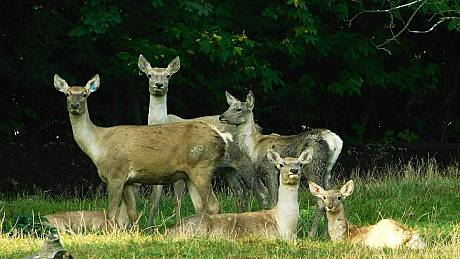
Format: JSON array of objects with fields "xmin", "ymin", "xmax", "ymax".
[
  {"xmin": 167, "ymin": 148, "xmax": 312, "ymax": 240},
  {"xmin": 218, "ymin": 91, "xmax": 343, "ymax": 238},
  {"xmin": 43, "ymin": 208, "xmax": 130, "ymax": 233},
  {"xmin": 309, "ymin": 180, "xmax": 425, "ymax": 249},
  {"xmin": 138, "ymin": 55, "xmax": 269, "ymax": 227},
  {"xmin": 53, "ymin": 74, "xmax": 230, "ymax": 225}
]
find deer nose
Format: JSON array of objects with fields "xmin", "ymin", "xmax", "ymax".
[
  {"xmin": 327, "ymin": 205, "xmax": 334, "ymax": 210},
  {"xmin": 155, "ymin": 83, "xmax": 163, "ymax": 88},
  {"xmin": 70, "ymin": 103, "xmax": 80, "ymax": 109},
  {"xmin": 290, "ymin": 168, "xmax": 299, "ymax": 174},
  {"xmin": 218, "ymin": 115, "xmax": 224, "ymax": 121}
]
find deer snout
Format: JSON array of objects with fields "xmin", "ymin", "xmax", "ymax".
[
  {"xmin": 155, "ymin": 82, "xmax": 164, "ymax": 88},
  {"xmin": 290, "ymin": 168, "xmax": 299, "ymax": 175},
  {"xmin": 70, "ymin": 103, "xmax": 80, "ymax": 109},
  {"xmin": 218, "ymin": 115, "xmax": 226, "ymax": 121}
]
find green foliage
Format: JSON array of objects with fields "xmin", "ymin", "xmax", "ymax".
[{"xmin": 1, "ymin": 0, "xmax": 459, "ymax": 142}]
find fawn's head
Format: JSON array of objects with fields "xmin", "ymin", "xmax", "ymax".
[
  {"xmin": 54, "ymin": 74, "xmax": 100, "ymax": 115},
  {"xmin": 267, "ymin": 148, "xmax": 312, "ymax": 186},
  {"xmin": 309, "ymin": 180, "xmax": 354, "ymax": 213},
  {"xmin": 138, "ymin": 54, "xmax": 180, "ymax": 96},
  {"xmin": 219, "ymin": 91, "xmax": 255, "ymax": 126}
]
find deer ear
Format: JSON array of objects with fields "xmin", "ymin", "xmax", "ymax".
[
  {"xmin": 298, "ymin": 148, "xmax": 313, "ymax": 165},
  {"xmin": 138, "ymin": 54, "xmax": 151, "ymax": 74},
  {"xmin": 85, "ymin": 74, "xmax": 100, "ymax": 93},
  {"xmin": 167, "ymin": 56, "xmax": 180, "ymax": 74},
  {"xmin": 267, "ymin": 149, "xmax": 283, "ymax": 167},
  {"xmin": 309, "ymin": 181, "xmax": 325, "ymax": 197},
  {"xmin": 225, "ymin": 91, "xmax": 240, "ymax": 106},
  {"xmin": 54, "ymin": 74, "xmax": 69, "ymax": 93},
  {"xmin": 340, "ymin": 180, "xmax": 354, "ymax": 198},
  {"xmin": 246, "ymin": 90, "xmax": 255, "ymax": 110}
]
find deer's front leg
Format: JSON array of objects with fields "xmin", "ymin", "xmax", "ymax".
[{"xmin": 107, "ymin": 179, "xmax": 125, "ymax": 224}]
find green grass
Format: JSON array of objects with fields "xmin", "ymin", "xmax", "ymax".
[{"xmin": 2, "ymin": 160, "xmax": 460, "ymax": 258}]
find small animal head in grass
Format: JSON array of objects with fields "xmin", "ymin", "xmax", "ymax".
[
  {"xmin": 267, "ymin": 148, "xmax": 312, "ymax": 185},
  {"xmin": 309, "ymin": 180, "xmax": 354, "ymax": 213}
]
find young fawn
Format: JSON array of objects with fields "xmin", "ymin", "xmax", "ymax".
[
  {"xmin": 309, "ymin": 180, "xmax": 425, "ymax": 249},
  {"xmin": 167, "ymin": 148, "xmax": 312, "ymax": 240}
]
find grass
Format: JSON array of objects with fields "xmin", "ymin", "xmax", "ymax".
[{"xmin": 1, "ymin": 159, "xmax": 460, "ymax": 258}]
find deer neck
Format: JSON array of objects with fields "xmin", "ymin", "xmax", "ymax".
[
  {"xmin": 68, "ymin": 104, "xmax": 102, "ymax": 161},
  {"xmin": 273, "ymin": 182, "xmax": 299, "ymax": 240},
  {"xmin": 148, "ymin": 94, "xmax": 168, "ymax": 125},
  {"xmin": 326, "ymin": 204, "xmax": 351, "ymax": 242},
  {"xmin": 237, "ymin": 114, "xmax": 260, "ymax": 161}
]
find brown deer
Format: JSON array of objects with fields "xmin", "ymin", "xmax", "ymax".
[
  {"xmin": 138, "ymin": 55, "xmax": 269, "ymax": 227},
  {"xmin": 218, "ymin": 91, "xmax": 343, "ymax": 238},
  {"xmin": 309, "ymin": 180, "xmax": 425, "ymax": 249},
  {"xmin": 167, "ymin": 148, "xmax": 312, "ymax": 240},
  {"xmin": 43, "ymin": 203, "xmax": 130, "ymax": 233},
  {"xmin": 53, "ymin": 74, "xmax": 230, "ymax": 225}
]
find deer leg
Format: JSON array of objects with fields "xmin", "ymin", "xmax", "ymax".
[
  {"xmin": 147, "ymin": 185, "xmax": 164, "ymax": 227},
  {"xmin": 184, "ymin": 179, "xmax": 204, "ymax": 213},
  {"xmin": 122, "ymin": 184, "xmax": 138, "ymax": 225},
  {"xmin": 235, "ymin": 162, "xmax": 270, "ymax": 210},
  {"xmin": 187, "ymin": 171, "xmax": 219, "ymax": 214},
  {"xmin": 263, "ymin": 168, "xmax": 279, "ymax": 208},
  {"xmin": 223, "ymin": 167, "xmax": 248, "ymax": 212},
  {"xmin": 107, "ymin": 179, "xmax": 125, "ymax": 224},
  {"xmin": 173, "ymin": 180, "xmax": 186, "ymax": 224},
  {"xmin": 252, "ymin": 177, "xmax": 270, "ymax": 209},
  {"xmin": 309, "ymin": 197, "xmax": 326, "ymax": 238}
]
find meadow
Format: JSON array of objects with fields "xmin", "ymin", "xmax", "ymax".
[{"xmin": 1, "ymin": 159, "xmax": 460, "ymax": 258}]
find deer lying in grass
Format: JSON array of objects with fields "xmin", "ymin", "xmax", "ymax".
[
  {"xmin": 309, "ymin": 180, "xmax": 425, "ymax": 249},
  {"xmin": 138, "ymin": 55, "xmax": 269, "ymax": 227},
  {"xmin": 43, "ymin": 208, "xmax": 130, "ymax": 233},
  {"xmin": 167, "ymin": 148, "xmax": 312, "ymax": 240},
  {"xmin": 53, "ymin": 74, "xmax": 230, "ymax": 225},
  {"xmin": 218, "ymin": 91, "xmax": 343, "ymax": 238}
]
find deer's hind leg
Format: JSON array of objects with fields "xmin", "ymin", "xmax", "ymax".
[
  {"xmin": 147, "ymin": 185, "xmax": 164, "ymax": 227},
  {"xmin": 186, "ymin": 167, "xmax": 219, "ymax": 215}
]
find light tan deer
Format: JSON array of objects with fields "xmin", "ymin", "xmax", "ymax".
[
  {"xmin": 138, "ymin": 55, "xmax": 269, "ymax": 227},
  {"xmin": 167, "ymin": 148, "xmax": 312, "ymax": 240},
  {"xmin": 53, "ymin": 74, "xmax": 230, "ymax": 225},
  {"xmin": 218, "ymin": 91, "xmax": 343, "ymax": 238},
  {"xmin": 43, "ymin": 203, "xmax": 130, "ymax": 233},
  {"xmin": 309, "ymin": 180, "xmax": 425, "ymax": 249}
]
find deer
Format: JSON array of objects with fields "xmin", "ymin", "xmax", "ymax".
[
  {"xmin": 167, "ymin": 148, "xmax": 312, "ymax": 240},
  {"xmin": 218, "ymin": 91, "xmax": 343, "ymax": 238},
  {"xmin": 138, "ymin": 54, "xmax": 270, "ymax": 227},
  {"xmin": 53, "ymin": 73, "xmax": 231, "ymax": 226},
  {"xmin": 308, "ymin": 180, "xmax": 426, "ymax": 249},
  {"xmin": 42, "ymin": 202, "xmax": 130, "ymax": 233}
]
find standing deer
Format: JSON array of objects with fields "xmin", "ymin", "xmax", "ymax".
[
  {"xmin": 218, "ymin": 91, "xmax": 343, "ymax": 238},
  {"xmin": 167, "ymin": 148, "xmax": 312, "ymax": 240},
  {"xmin": 138, "ymin": 55, "xmax": 270, "ymax": 227},
  {"xmin": 308, "ymin": 180, "xmax": 425, "ymax": 249},
  {"xmin": 53, "ymin": 74, "xmax": 230, "ymax": 225}
]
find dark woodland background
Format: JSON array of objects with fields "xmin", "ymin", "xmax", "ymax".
[{"xmin": 0, "ymin": 0, "xmax": 459, "ymax": 193}]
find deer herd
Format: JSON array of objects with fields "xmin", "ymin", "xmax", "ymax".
[{"xmin": 43, "ymin": 55, "xmax": 426, "ymax": 249}]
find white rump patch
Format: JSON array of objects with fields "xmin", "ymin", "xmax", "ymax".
[{"xmin": 321, "ymin": 130, "xmax": 343, "ymax": 173}]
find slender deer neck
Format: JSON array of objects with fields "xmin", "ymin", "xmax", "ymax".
[
  {"xmin": 148, "ymin": 94, "xmax": 168, "ymax": 125},
  {"xmin": 274, "ymin": 182, "xmax": 299, "ymax": 240},
  {"xmin": 237, "ymin": 114, "xmax": 260, "ymax": 161},
  {"xmin": 68, "ymin": 103, "xmax": 101, "ymax": 161},
  {"xmin": 326, "ymin": 203, "xmax": 350, "ymax": 241}
]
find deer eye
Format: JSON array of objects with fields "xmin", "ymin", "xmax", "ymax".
[
  {"xmin": 338, "ymin": 196, "xmax": 341, "ymax": 200},
  {"xmin": 235, "ymin": 108, "xmax": 242, "ymax": 112},
  {"xmin": 65, "ymin": 93, "xmax": 70, "ymax": 97},
  {"xmin": 166, "ymin": 74, "xmax": 171, "ymax": 79},
  {"xmin": 322, "ymin": 196, "xmax": 327, "ymax": 200},
  {"xmin": 279, "ymin": 163, "xmax": 284, "ymax": 168},
  {"xmin": 147, "ymin": 74, "xmax": 152, "ymax": 78},
  {"xmin": 82, "ymin": 93, "xmax": 88, "ymax": 97}
]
